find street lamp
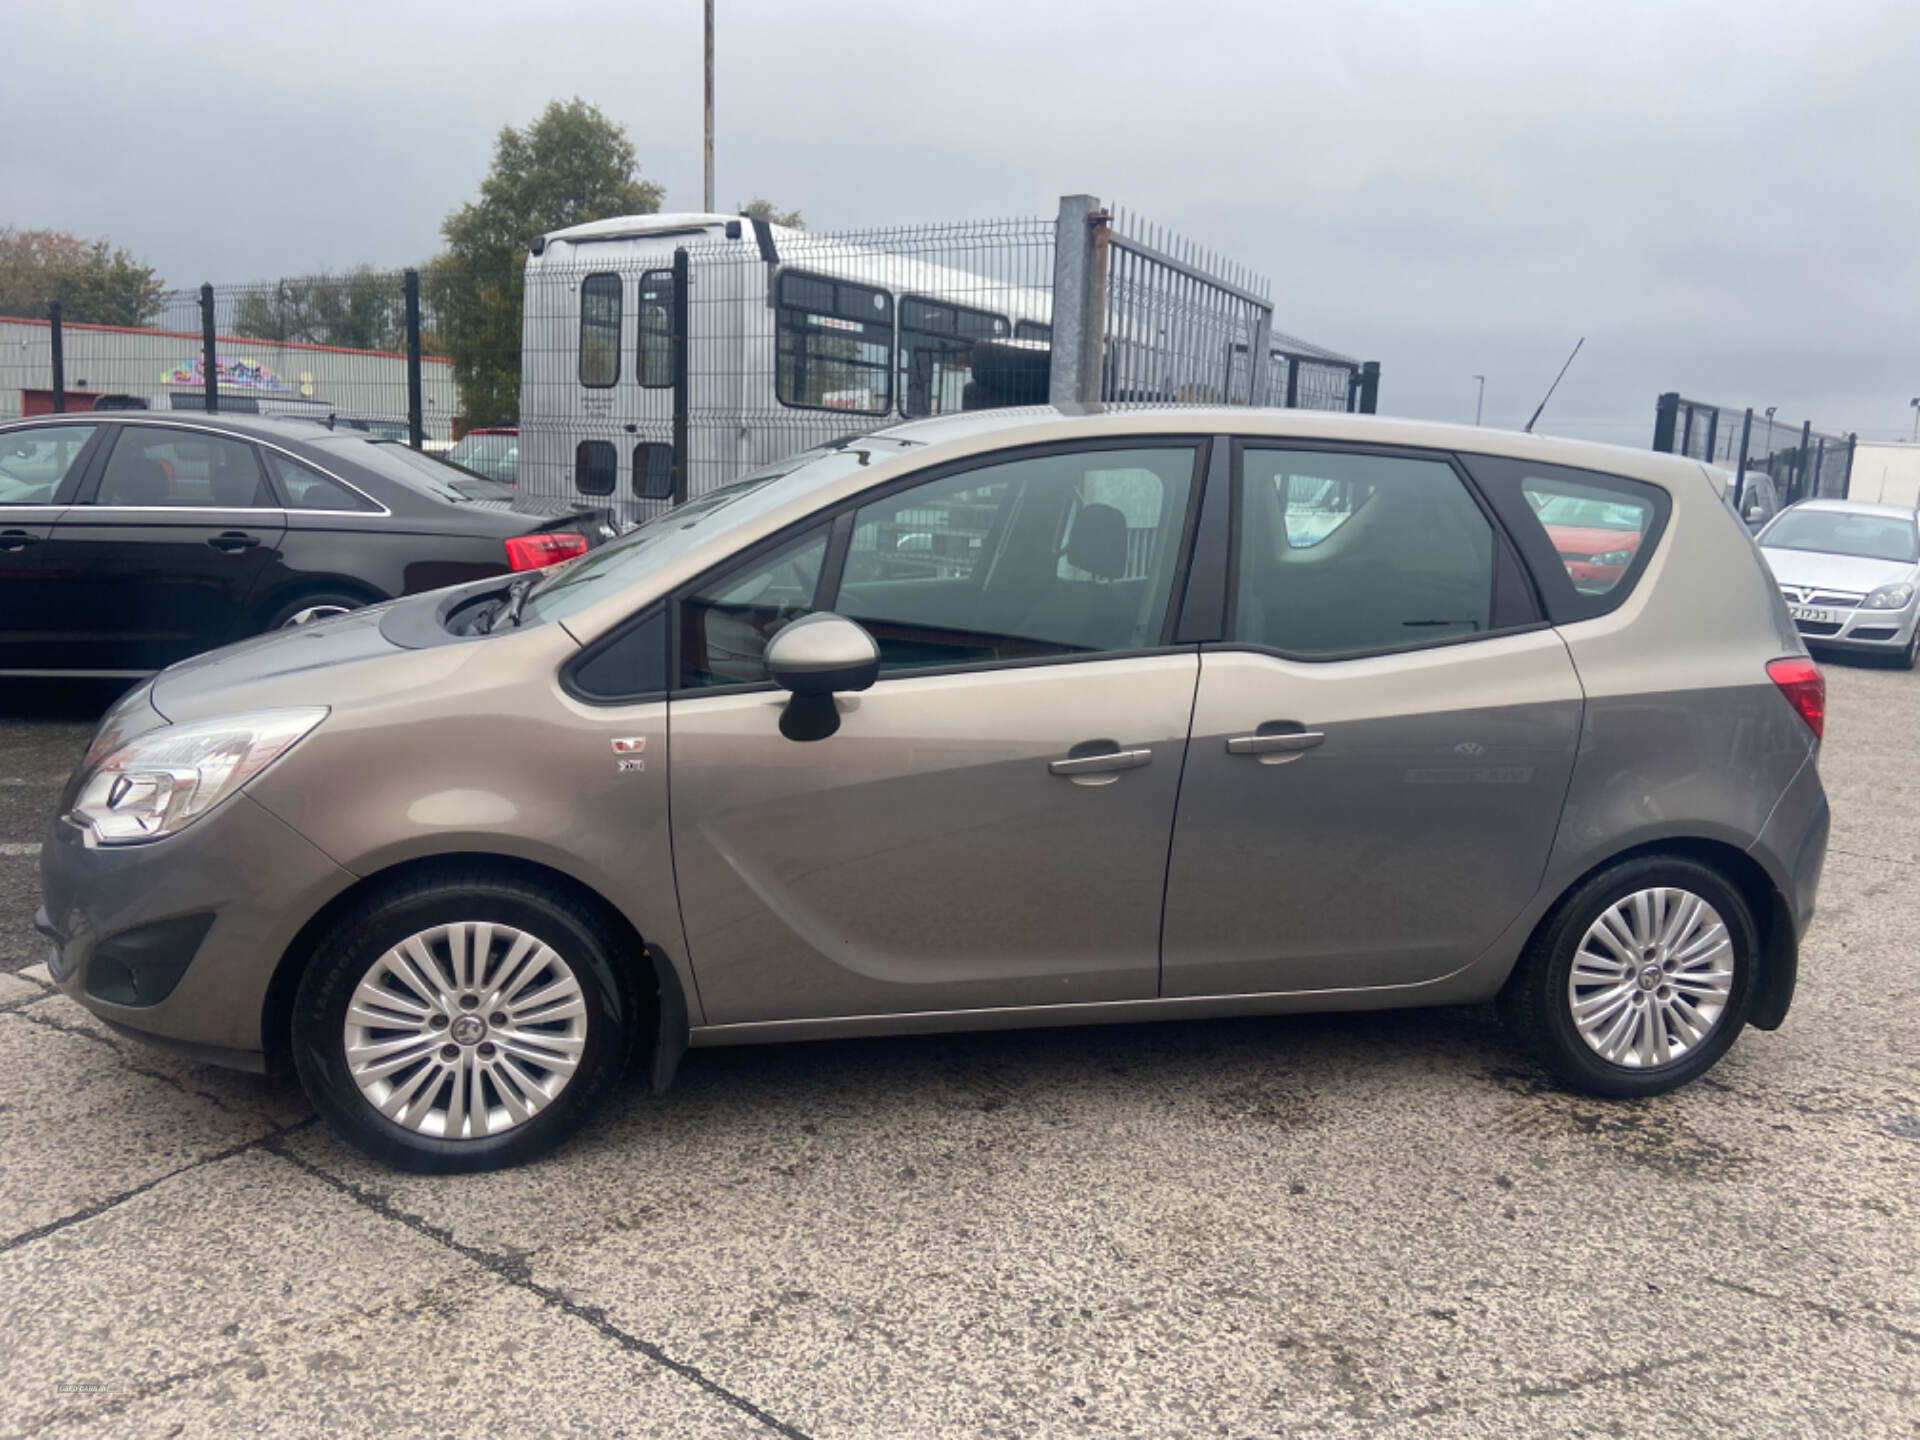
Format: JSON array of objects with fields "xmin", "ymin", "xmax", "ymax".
[
  {"xmin": 1472, "ymin": 375, "xmax": 1485, "ymax": 426},
  {"xmin": 1763, "ymin": 405, "xmax": 1776, "ymax": 455},
  {"xmin": 1909, "ymin": 397, "xmax": 1918, "ymax": 443}
]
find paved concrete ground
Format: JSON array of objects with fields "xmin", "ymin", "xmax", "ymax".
[{"xmin": 1, "ymin": 665, "xmax": 1914, "ymax": 1440}]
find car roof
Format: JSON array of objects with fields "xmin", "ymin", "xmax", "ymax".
[
  {"xmin": 0, "ymin": 412, "xmax": 354, "ymax": 445},
  {"xmin": 1783, "ymin": 498, "xmax": 1917, "ymax": 520},
  {"xmin": 875, "ymin": 405, "xmax": 1712, "ymax": 493}
]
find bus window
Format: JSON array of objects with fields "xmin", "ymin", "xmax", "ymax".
[
  {"xmin": 576, "ymin": 440, "xmax": 617, "ymax": 495},
  {"xmin": 899, "ymin": 298, "xmax": 1009, "ymax": 418},
  {"xmin": 1014, "ymin": 320, "xmax": 1052, "ymax": 344},
  {"xmin": 637, "ymin": 270, "xmax": 673, "ymax": 388},
  {"xmin": 635, "ymin": 442, "xmax": 673, "ymax": 499},
  {"xmin": 580, "ymin": 273, "xmax": 622, "ymax": 388},
  {"xmin": 775, "ymin": 271, "xmax": 893, "ymax": 415}
]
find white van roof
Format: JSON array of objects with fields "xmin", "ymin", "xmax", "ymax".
[{"xmin": 541, "ymin": 212, "xmax": 801, "ymax": 245}]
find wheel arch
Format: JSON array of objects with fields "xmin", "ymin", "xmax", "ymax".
[
  {"xmin": 261, "ymin": 851, "xmax": 690, "ymax": 1085},
  {"xmin": 1503, "ymin": 835, "xmax": 1796, "ymax": 1030},
  {"xmin": 253, "ymin": 575, "xmax": 390, "ymax": 629}
]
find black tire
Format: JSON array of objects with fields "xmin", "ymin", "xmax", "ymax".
[
  {"xmin": 266, "ymin": 591, "xmax": 370, "ymax": 630},
  {"xmin": 291, "ymin": 869, "xmax": 637, "ymax": 1173},
  {"xmin": 1896, "ymin": 628, "xmax": 1917, "ymax": 671},
  {"xmin": 1498, "ymin": 855, "xmax": 1756, "ymax": 1099}
]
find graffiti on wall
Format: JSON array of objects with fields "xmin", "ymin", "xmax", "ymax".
[{"xmin": 161, "ymin": 357, "xmax": 294, "ymax": 392}]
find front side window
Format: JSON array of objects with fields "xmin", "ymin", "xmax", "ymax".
[
  {"xmin": 899, "ymin": 298, "xmax": 1009, "ymax": 418},
  {"xmin": 833, "ymin": 445, "xmax": 1197, "ymax": 672},
  {"xmin": 775, "ymin": 271, "xmax": 893, "ymax": 414},
  {"xmin": 576, "ymin": 440, "xmax": 617, "ymax": 496},
  {"xmin": 679, "ymin": 528, "xmax": 829, "ymax": 688},
  {"xmin": 0, "ymin": 424, "xmax": 96, "ymax": 505},
  {"xmin": 1233, "ymin": 450, "xmax": 1493, "ymax": 657},
  {"xmin": 96, "ymin": 426, "xmax": 269, "ymax": 508},
  {"xmin": 636, "ymin": 269, "xmax": 674, "ymax": 388},
  {"xmin": 579, "ymin": 272, "xmax": 622, "ymax": 388}
]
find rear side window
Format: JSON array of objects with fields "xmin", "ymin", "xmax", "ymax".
[
  {"xmin": 579, "ymin": 273, "xmax": 622, "ymax": 388},
  {"xmin": 1232, "ymin": 449, "xmax": 1493, "ymax": 657},
  {"xmin": 575, "ymin": 440, "xmax": 617, "ymax": 496},
  {"xmin": 96, "ymin": 426, "xmax": 270, "ymax": 508},
  {"xmin": 266, "ymin": 452, "xmax": 379, "ymax": 512},
  {"xmin": 1460, "ymin": 455, "xmax": 1671, "ymax": 624}
]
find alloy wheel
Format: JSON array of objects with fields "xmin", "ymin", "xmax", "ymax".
[
  {"xmin": 1567, "ymin": 886, "xmax": 1734, "ymax": 1068},
  {"xmin": 343, "ymin": 921, "xmax": 588, "ymax": 1138}
]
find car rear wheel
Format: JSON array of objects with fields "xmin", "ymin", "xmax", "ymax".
[
  {"xmin": 1500, "ymin": 856, "xmax": 1756, "ymax": 1098},
  {"xmin": 291, "ymin": 871, "xmax": 637, "ymax": 1172},
  {"xmin": 269, "ymin": 591, "xmax": 368, "ymax": 630}
]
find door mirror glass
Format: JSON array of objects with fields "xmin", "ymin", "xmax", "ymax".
[{"xmin": 766, "ymin": 612, "xmax": 880, "ymax": 696}]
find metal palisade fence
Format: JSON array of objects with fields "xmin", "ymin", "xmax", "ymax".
[
  {"xmin": 516, "ymin": 195, "xmax": 1379, "ymax": 525},
  {"xmin": 2, "ymin": 195, "xmax": 1377, "ymax": 528},
  {"xmin": 1652, "ymin": 392, "xmax": 1856, "ymax": 506}
]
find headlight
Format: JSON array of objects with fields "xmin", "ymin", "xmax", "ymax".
[
  {"xmin": 67, "ymin": 708, "xmax": 327, "ymax": 845},
  {"xmin": 1589, "ymin": 548, "xmax": 1633, "ymax": 567},
  {"xmin": 1864, "ymin": 582, "xmax": 1915, "ymax": 610}
]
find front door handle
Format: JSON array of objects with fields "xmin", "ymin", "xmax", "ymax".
[
  {"xmin": 0, "ymin": 529, "xmax": 34, "ymax": 553},
  {"xmin": 1049, "ymin": 741, "xmax": 1152, "ymax": 782},
  {"xmin": 207, "ymin": 531, "xmax": 262, "ymax": 552},
  {"xmin": 1226, "ymin": 729, "xmax": 1325, "ymax": 757}
]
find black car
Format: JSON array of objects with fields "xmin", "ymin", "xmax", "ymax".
[{"xmin": 0, "ymin": 414, "xmax": 607, "ymax": 676}]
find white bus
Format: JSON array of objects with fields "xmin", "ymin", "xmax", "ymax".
[{"xmin": 518, "ymin": 212, "xmax": 1055, "ymax": 524}]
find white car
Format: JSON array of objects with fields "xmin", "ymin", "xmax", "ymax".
[{"xmin": 1757, "ymin": 500, "xmax": 1920, "ymax": 668}]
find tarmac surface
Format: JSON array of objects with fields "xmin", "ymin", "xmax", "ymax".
[{"xmin": 0, "ymin": 663, "xmax": 1914, "ymax": 1439}]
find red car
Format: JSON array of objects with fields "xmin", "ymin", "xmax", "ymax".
[{"xmin": 1534, "ymin": 493, "xmax": 1645, "ymax": 590}]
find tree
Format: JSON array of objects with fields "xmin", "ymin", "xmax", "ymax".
[
  {"xmin": 0, "ymin": 227, "xmax": 164, "ymax": 326},
  {"xmin": 432, "ymin": 99, "xmax": 663, "ymax": 426},
  {"xmin": 231, "ymin": 266, "xmax": 412, "ymax": 352},
  {"xmin": 738, "ymin": 197, "xmax": 804, "ymax": 230}
]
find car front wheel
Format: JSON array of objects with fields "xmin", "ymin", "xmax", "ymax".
[
  {"xmin": 291, "ymin": 870, "xmax": 637, "ymax": 1172},
  {"xmin": 1500, "ymin": 856, "xmax": 1756, "ymax": 1098}
]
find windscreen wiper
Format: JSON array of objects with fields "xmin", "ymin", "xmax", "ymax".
[{"xmin": 478, "ymin": 575, "xmax": 538, "ymax": 634}]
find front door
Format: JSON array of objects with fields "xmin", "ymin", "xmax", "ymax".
[
  {"xmin": 1162, "ymin": 444, "xmax": 1583, "ymax": 996},
  {"xmin": 669, "ymin": 441, "xmax": 1205, "ymax": 1025},
  {"xmin": 0, "ymin": 423, "xmax": 101, "ymax": 672},
  {"xmin": 49, "ymin": 424, "xmax": 287, "ymax": 671}
]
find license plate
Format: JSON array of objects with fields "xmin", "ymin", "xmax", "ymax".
[{"xmin": 1790, "ymin": 606, "xmax": 1836, "ymax": 625}]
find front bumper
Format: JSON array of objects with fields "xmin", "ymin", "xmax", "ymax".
[
  {"xmin": 38, "ymin": 790, "xmax": 355, "ymax": 1068},
  {"xmin": 1791, "ymin": 601, "xmax": 1919, "ymax": 651}
]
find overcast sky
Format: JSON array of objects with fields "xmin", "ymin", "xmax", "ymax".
[{"xmin": 5, "ymin": 0, "xmax": 1916, "ymax": 444}]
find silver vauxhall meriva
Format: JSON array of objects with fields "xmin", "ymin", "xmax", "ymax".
[{"xmin": 39, "ymin": 408, "xmax": 1829, "ymax": 1171}]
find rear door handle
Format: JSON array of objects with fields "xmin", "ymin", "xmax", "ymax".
[
  {"xmin": 1226, "ymin": 730, "xmax": 1325, "ymax": 756},
  {"xmin": 0, "ymin": 529, "xmax": 34, "ymax": 553},
  {"xmin": 1049, "ymin": 746, "xmax": 1152, "ymax": 777},
  {"xmin": 207, "ymin": 531, "xmax": 262, "ymax": 552}
]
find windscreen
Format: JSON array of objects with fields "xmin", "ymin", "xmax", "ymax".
[
  {"xmin": 518, "ymin": 437, "xmax": 921, "ymax": 625},
  {"xmin": 1762, "ymin": 510, "xmax": 1919, "ymax": 564}
]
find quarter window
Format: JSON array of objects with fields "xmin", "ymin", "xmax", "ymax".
[
  {"xmin": 0, "ymin": 424, "xmax": 96, "ymax": 505},
  {"xmin": 265, "ymin": 452, "xmax": 379, "ymax": 512},
  {"xmin": 579, "ymin": 273, "xmax": 622, "ymax": 388},
  {"xmin": 1233, "ymin": 450, "xmax": 1493, "ymax": 656},
  {"xmin": 679, "ymin": 528, "xmax": 829, "ymax": 688},
  {"xmin": 636, "ymin": 269, "xmax": 674, "ymax": 387},
  {"xmin": 833, "ymin": 446, "xmax": 1197, "ymax": 673},
  {"xmin": 96, "ymin": 426, "xmax": 270, "ymax": 508},
  {"xmin": 1521, "ymin": 479, "xmax": 1657, "ymax": 595},
  {"xmin": 575, "ymin": 440, "xmax": 617, "ymax": 496},
  {"xmin": 634, "ymin": 442, "xmax": 673, "ymax": 500},
  {"xmin": 775, "ymin": 272, "xmax": 893, "ymax": 414},
  {"xmin": 899, "ymin": 298, "xmax": 1009, "ymax": 418}
]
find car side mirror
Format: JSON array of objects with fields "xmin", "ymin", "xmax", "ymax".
[{"xmin": 766, "ymin": 613, "xmax": 880, "ymax": 741}]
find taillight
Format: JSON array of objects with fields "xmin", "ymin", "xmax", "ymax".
[
  {"xmin": 1767, "ymin": 656, "xmax": 1825, "ymax": 739},
  {"xmin": 505, "ymin": 532, "xmax": 588, "ymax": 571}
]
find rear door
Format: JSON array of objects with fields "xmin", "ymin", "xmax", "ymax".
[
  {"xmin": 50, "ymin": 424, "xmax": 287, "ymax": 671},
  {"xmin": 1162, "ymin": 443, "xmax": 1583, "ymax": 996},
  {"xmin": 0, "ymin": 423, "xmax": 102, "ymax": 672},
  {"xmin": 667, "ymin": 441, "xmax": 1205, "ymax": 1025}
]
